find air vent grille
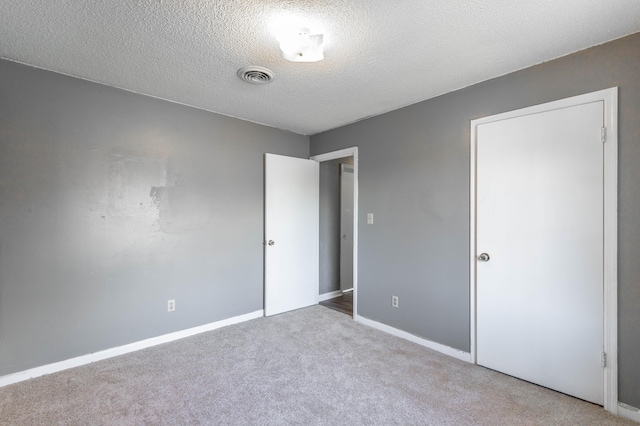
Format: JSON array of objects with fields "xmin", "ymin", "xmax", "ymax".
[{"xmin": 237, "ymin": 66, "xmax": 274, "ymax": 84}]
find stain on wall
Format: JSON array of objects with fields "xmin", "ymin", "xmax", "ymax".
[{"xmin": 0, "ymin": 58, "xmax": 309, "ymax": 376}]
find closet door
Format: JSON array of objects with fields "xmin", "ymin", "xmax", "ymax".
[{"xmin": 476, "ymin": 101, "xmax": 604, "ymax": 404}]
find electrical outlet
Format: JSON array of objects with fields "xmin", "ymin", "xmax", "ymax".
[
  {"xmin": 391, "ymin": 295, "xmax": 399, "ymax": 308},
  {"xmin": 168, "ymin": 299, "xmax": 175, "ymax": 312}
]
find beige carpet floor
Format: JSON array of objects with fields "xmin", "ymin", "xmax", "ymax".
[{"xmin": 0, "ymin": 305, "xmax": 635, "ymax": 425}]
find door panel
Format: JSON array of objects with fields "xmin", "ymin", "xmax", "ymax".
[
  {"xmin": 340, "ymin": 164, "xmax": 354, "ymax": 292},
  {"xmin": 264, "ymin": 154, "xmax": 319, "ymax": 316},
  {"xmin": 476, "ymin": 101, "xmax": 604, "ymax": 404}
]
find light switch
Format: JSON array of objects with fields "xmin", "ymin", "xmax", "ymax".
[{"xmin": 367, "ymin": 213, "xmax": 374, "ymax": 224}]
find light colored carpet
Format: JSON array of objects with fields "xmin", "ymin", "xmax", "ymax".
[{"xmin": 0, "ymin": 305, "xmax": 634, "ymax": 425}]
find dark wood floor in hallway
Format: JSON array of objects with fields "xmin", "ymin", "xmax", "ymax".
[{"xmin": 319, "ymin": 291, "xmax": 353, "ymax": 316}]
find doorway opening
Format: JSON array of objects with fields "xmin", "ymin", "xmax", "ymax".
[{"xmin": 311, "ymin": 147, "xmax": 358, "ymax": 319}]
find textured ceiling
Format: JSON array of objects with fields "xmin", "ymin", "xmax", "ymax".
[{"xmin": 1, "ymin": 1, "xmax": 640, "ymax": 135}]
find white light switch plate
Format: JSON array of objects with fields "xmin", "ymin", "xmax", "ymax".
[{"xmin": 367, "ymin": 213, "xmax": 374, "ymax": 224}]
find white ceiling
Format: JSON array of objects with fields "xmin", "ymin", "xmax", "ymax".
[{"xmin": 1, "ymin": 1, "xmax": 640, "ymax": 135}]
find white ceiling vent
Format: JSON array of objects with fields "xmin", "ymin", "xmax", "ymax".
[{"xmin": 237, "ymin": 66, "xmax": 274, "ymax": 84}]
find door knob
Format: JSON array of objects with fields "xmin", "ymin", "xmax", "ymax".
[
  {"xmin": 268, "ymin": 240, "xmax": 275, "ymax": 246},
  {"xmin": 478, "ymin": 253, "xmax": 490, "ymax": 262}
]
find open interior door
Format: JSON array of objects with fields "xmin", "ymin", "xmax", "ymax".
[{"xmin": 264, "ymin": 153, "xmax": 319, "ymax": 316}]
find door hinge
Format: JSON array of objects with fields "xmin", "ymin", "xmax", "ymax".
[
  {"xmin": 601, "ymin": 351, "xmax": 607, "ymax": 368},
  {"xmin": 601, "ymin": 127, "xmax": 606, "ymax": 143}
]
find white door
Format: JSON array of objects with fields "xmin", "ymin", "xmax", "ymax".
[
  {"xmin": 264, "ymin": 153, "xmax": 319, "ymax": 316},
  {"xmin": 340, "ymin": 163, "xmax": 354, "ymax": 292},
  {"xmin": 476, "ymin": 101, "xmax": 604, "ymax": 404}
]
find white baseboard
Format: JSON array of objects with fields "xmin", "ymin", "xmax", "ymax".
[
  {"xmin": 619, "ymin": 403, "xmax": 640, "ymax": 423},
  {"xmin": 357, "ymin": 317, "xmax": 636, "ymax": 423},
  {"xmin": 318, "ymin": 290, "xmax": 342, "ymax": 302},
  {"xmin": 0, "ymin": 309, "xmax": 264, "ymax": 388},
  {"xmin": 357, "ymin": 315, "xmax": 472, "ymax": 363}
]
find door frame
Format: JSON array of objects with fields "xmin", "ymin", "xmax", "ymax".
[
  {"xmin": 469, "ymin": 88, "xmax": 618, "ymax": 413},
  {"xmin": 310, "ymin": 147, "xmax": 359, "ymax": 321}
]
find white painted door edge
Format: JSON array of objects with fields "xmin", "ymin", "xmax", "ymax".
[
  {"xmin": 358, "ymin": 315, "xmax": 472, "ymax": 363},
  {"xmin": 0, "ymin": 309, "xmax": 264, "ymax": 388},
  {"xmin": 469, "ymin": 87, "xmax": 618, "ymax": 414},
  {"xmin": 310, "ymin": 147, "xmax": 359, "ymax": 321}
]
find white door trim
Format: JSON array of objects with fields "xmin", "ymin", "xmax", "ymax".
[
  {"xmin": 469, "ymin": 88, "xmax": 618, "ymax": 414},
  {"xmin": 310, "ymin": 147, "xmax": 359, "ymax": 321}
]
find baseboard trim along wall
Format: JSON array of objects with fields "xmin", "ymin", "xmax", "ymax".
[
  {"xmin": 0, "ymin": 309, "xmax": 264, "ymax": 388},
  {"xmin": 358, "ymin": 315, "xmax": 637, "ymax": 422},
  {"xmin": 619, "ymin": 403, "xmax": 640, "ymax": 423},
  {"xmin": 318, "ymin": 290, "xmax": 342, "ymax": 302},
  {"xmin": 357, "ymin": 315, "xmax": 472, "ymax": 363}
]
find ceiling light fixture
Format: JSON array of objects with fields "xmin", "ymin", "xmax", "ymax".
[{"xmin": 277, "ymin": 28, "xmax": 324, "ymax": 62}]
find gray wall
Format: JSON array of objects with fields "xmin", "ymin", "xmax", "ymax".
[
  {"xmin": 319, "ymin": 157, "xmax": 353, "ymax": 295},
  {"xmin": 311, "ymin": 33, "xmax": 640, "ymax": 408},
  {"xmin": 0, "ymin": 59, "xmax": 309, "ymax": 376}
]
